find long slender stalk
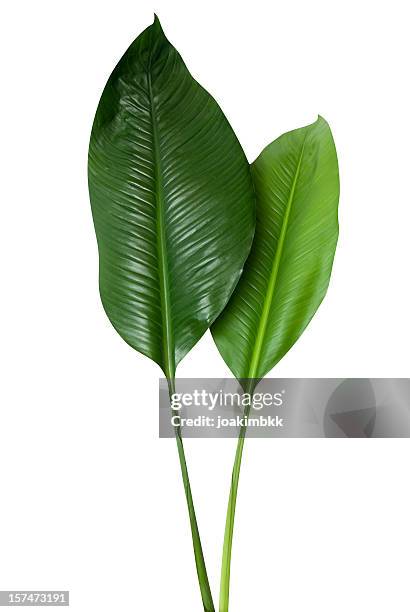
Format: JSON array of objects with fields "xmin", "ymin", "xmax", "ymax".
[
  {"xmin": 219, "ymin": 380, "xmax": 256, "ymax": 612},
  {"xmin": 168, "ymin": 378, "xmax": 215, "ymax": 612},
  {"xmin": 219, "ymin": 405, "xmax": 250, "ymax": 612}
]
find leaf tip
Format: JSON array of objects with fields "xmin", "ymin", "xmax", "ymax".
[
  {"xmin": 316, "ymin": 115, "xmax": 331, "ymax": 129},
  {"xmin": 153, "ymin": 13, "xmax": 163, "ymax": 31}
]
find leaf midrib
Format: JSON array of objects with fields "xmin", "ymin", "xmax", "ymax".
[
  {"xmin": 247, "ymin": 134, "xmax": 308, "ymax": 379},
  {"xmin": 147, "ymin": 63, "xmax": 175, "ymax": 379}
]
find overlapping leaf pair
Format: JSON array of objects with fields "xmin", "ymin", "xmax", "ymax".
[{"xmin": 88, "ymin": 15, "xmax": 339, "ymax": 612}]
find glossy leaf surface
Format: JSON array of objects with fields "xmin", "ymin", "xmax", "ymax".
[
  {"xmin": 88, "ymin": 17, "xmax": 255, "ymax": 378},
  {"xmin": 212, "ymin": 117, "xmax": 339, "ymax": 380}
]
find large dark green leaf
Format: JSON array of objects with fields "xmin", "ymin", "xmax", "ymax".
[
  {"xmin": 88, "ymin": 16, "xmax": 255, "ymax": 380},
  {"xmin": 212, "ymin": 117, "xmax": 339, "ymax": 380}
]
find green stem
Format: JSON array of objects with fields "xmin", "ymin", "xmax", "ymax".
[
  {"xmin": 168, "ymin": 378, "xmax": 215, "ymax": 612},
  {"xmin": 219, "ymin": 382, "xmax": 255, "ymax": 612}
]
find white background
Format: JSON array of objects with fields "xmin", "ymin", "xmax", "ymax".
[{"xmin": 1, "ymin": 0, "xmax": 409, "ymax": 610}]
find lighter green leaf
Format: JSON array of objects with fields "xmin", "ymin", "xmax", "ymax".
[
  {"xmin": 212, "ymin": 116, "xmax": 339, "ymax": 380},
  {"xmin": 88, "ymin": 16, "xmax": 255, "ymax": 379}
]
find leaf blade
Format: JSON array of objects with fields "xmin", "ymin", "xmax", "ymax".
[
  {"xmin": 212, "ymin": 116, "xmax": 339, "ymax": 379},
  {"xmin": 88, "ymin": 16, "xmax": 255, "ymax": 375}
]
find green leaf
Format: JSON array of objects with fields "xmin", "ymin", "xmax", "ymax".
[
  {"xmin": 88, "ymin": 17, "xmax": 255, "ymax": 612},
  {"xmin": 212, "ymin": 116, "xmax": 339, "ymax": 380},
  {"xmin": 88, "ymin": 16, "xmax": 255, "ymax": 380}
]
